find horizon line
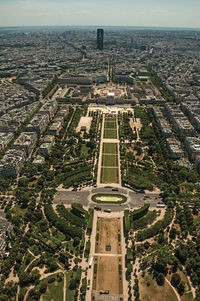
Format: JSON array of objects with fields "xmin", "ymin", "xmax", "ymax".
[{"xmin": 0, "ymin": 24, "xmax": 200, "ymax": 31}]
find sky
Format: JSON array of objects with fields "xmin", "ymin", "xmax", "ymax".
[{"xmin": 0, "ymin": 0, "xmax": 200, "ymax": 28}]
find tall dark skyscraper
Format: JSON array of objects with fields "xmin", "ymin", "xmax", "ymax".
[{"xmin": 97, "ymin": 29, "xmax": 104, "ymax": 50}]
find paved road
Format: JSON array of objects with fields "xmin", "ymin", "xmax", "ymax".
[
  {"xmin": 54, "ymin": 186, "xmax": 161, "ymax": 211},
  {"xmin": 54, "ymin": 190, "xmax": 90, "ymax": 206}
]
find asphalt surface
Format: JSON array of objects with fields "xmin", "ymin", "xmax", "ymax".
[{"xmin": 54, "ymin": 186, "xmax": 161, "ymax": 211}]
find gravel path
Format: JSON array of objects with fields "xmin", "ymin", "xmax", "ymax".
[{"xmin": 96, "ymin": 114, "xmax": 105, "ymax": 186}]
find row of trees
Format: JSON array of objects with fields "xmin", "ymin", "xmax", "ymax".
[
  {"xmin": 131, "ymin": 204, "xmax": 150, "ymax": 221},
  {"xmin": 42, "ymin": 76, "xmax": 58, "ymax": 98},
  {"xmin": 56, "ymin": 204, "xmax": 86, "ymax": 228},
  {"xmin": 124, "ymin": 210, "xmax": 131, "ymax": 235},
  {"xmin": 147, "ymin": 66, "xmax": 175, "ymax": 102},
  {"xmin": 44, "ymin": 204, "xmax": 83, "ymax": 239},
  {"xmin": 176, "ymin": 205, "xmax": 195, "ymax": 238},
  {"xmin": 132, "ymin": 210, "xmax": 157, "ymax": 231},
  {"xmin": 136, "ymin": 208, "xmax": 174, "ymax": 241},
  {"xmin": 71, "ymin": 203, "xmax": 88, "ymax": 218},
  {"xmin": 119, "ymin": 112, "xmax": 135, "ymax": 141}
]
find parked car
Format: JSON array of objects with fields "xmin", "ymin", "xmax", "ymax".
[
  {"xmin": 94, "ymin": 206, "xmax": 102, "ymax": 211},
  {"xmin": 104, "ymin": 209, "xmax": 111, "ymax": 213},
  {"xmin": 112, "ymin": 188, "xmax": 119, "ymax": 191}
]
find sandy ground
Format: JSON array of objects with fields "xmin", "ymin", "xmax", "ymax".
[
  {"xmin": 0, "ymin": 209, "xmax": 6, "ymax": 219},
  {"xmin": 96, "ymin": 217, "xmax": 121, "ymax": 254},
  {"xmin": 130, "ymin": 117, "xmax": 142, "ymax": 142},
  {"xmin": 86, "ymin": 211, "xmax": 127, "ymax": 301},
  {"xmin": 76, "ymin": 116, "xmax": 92, "ymax": 134},
  {"xmin": 89, "ymin": 212, "xmax": 127, "ymax": 301},
  {"xmin": 94, "ymin": 256, "xmax": 123, "ymax": 295},
  {"xmin": 5, "ymin": 267, "xmax": 19, "ymax": 284},
  {"xmin": 139, "ymin": 272, "xmax": 180, "ymax": 301},
  {"xmin": 130, "ymin": 117, "xmax": 142, "ymax": 131}
]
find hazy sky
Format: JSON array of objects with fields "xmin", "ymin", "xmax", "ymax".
[{"xmin": 0, "ymin": 0, "xmax": 200, "ymax": 28}]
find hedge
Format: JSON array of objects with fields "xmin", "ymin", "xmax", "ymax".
[
  {"xmin": 124, "ymin": 210, "xmax": 130, "ymax": 234},
  {"xmin": 44, "ymin": 204, "xmax": 82, "ymax": 239},
  {"xmin": 131, "ymin": 204, "xmax": 150, "ymax": 221},
  {"xmin": 71, "ymin": 203, "xmax": 88, "ymax": 218},
  {"xmin": 87, "ymin": 209, "xmax": 94, "ymax": 233},
  {"xmin": 132, "ymin": 210, "xmax": 157, "ymax": 230},
  {"xmin": 136, "ymin": 208, "xmax": 174, "ymax": 241},
  {"xmin": 56, "ymin": 204, "xmax": 86, "ymax": 228}
]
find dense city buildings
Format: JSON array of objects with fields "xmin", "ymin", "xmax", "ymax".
[{"xmin": 0, "ymin": 149, "xmax": 25, "ymax": 177}]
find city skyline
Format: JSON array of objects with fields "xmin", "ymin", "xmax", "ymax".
[{"xmin": 0, "ymin": 0, "xmax": 200, "ymax": 28}]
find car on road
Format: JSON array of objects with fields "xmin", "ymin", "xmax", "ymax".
[
  {"xmin": 87, "ymin": 280, "xmax": 90, "ymax": 289},
  {"xmin": 94, "ymin": 206, "xmax": 102, "ymax": 211},
  {"xmin": 104, "ymin": 209, "xmax": 111, "ymax": 213},
  {"xmin": 112, "ymin": 188, "xmax": 119, "ymax": 191}
]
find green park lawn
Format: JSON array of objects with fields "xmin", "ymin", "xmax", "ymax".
[
  {"xmin": 100, "ymin": 167, "xmax": 119, "ymax": 183},
  {"xmin": 92, "ymin": 193, "xmax": 127, "ymax": 203},
  {"xmin": 102, "ymin": 143, "xmax": 118, "ymax": 154},
  {"xmin": 104, "ymin": 120, "xmax": 116, "ymax": 129},
  {"xmin": 42, "ymin": 273, "xmax": 64, "ymax": 301},
  {"xmin": 12, "ymin": 205, "xmax": 27, "ymax": 218},
  {"xmin": 102, "ymin": 154, "xmax": 118, "ymax": 167},
  {"xmin": 81, "ymin": 144, "xmax": 90, "ymax": 157},
  {"xmin": 105, "ymin": 116, "xmax": 116, "ymax": 122},
  {"xmin": 103, "ymin": 128, "xmax": 117, "ymax": 139},
  {"xmin": 66, "ymin": 270, "xmax": 82, "ymax": 301}
]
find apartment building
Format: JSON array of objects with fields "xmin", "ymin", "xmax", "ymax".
[
  {"xmin": 166, "ymin": 138, "xmax": 183, "ymax": 159},
  {"xmin": 39, "ymin": 100, "xmax": 58, "ymax": 119},
  {"xmin": 185, "ymin": 137, "xmax": 200, "ymax": 161},
  {"xmin": 0, "ymin": 149, "xmax": 26, "ymax": 177},
  {"xmin": 0, "ymin": 132, "xmax": 14, "ymax": 151},
  {"xmin": 26, "ymin": 113, "xmax": 49, "ymax": 135},
  {"xmin": 13, "ymin": 132, "xmax": 37, "ymax": 157}
]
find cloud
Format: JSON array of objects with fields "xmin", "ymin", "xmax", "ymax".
[
  {"xmin": 73, "ymin": 10, "xmax": 95, "ymax": 15},
  {"xmin": 136, "ymin": 11, "xmax": 145, "ymax": 15},
  {"xmin": 152, "ymin": 9, "xmax": 168, "ymax": 14}
]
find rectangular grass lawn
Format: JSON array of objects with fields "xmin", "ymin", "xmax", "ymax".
[
  {"xmin": 100, "ymin": 167, "xmax": 119, "ymax": 183},
  {"xmin": 102, "ymin": 154, "xmax": 118, "ymax": 167},
  {"xmin": 104, "ymin": 121, "xmax": 116, "ymax": 129},
  {"xmin": 105, "ymin": 116, "xmax": 116, "ymax": 122},
  {"xmin": 103, "ymin": 143, "xmax": 118, "ymax": 154},
  {"xmin": 103, "ymin": 129, "xmax": 117, "ymax": 139}
]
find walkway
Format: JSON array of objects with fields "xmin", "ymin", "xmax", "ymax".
[{"xmin": 96, "ymin": 114, "xmax": 105, "ymax": 186}]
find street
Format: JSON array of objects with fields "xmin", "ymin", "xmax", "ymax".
[{"xmin": 53, "ymin": 186, "xmax": 161, "ymax": 211}]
